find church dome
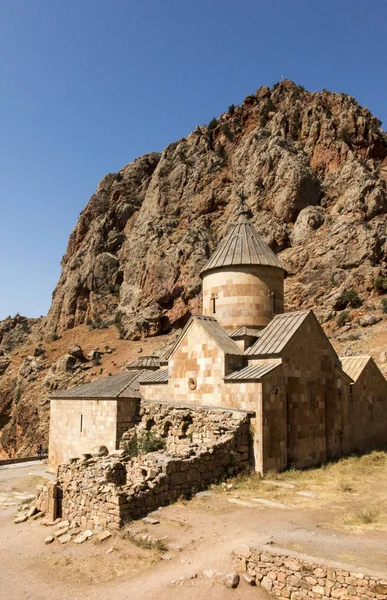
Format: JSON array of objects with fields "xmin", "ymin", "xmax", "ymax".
[
  {"xmin": 201, "ymin": 210, "xmax": 285, "ymax": 332},
  {"xmin": 200, "ymin": 213, "xmax": 286, "ymax": 277}
]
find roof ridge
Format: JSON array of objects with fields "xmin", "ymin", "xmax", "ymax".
[{"xmin": 200, "ymin": 220, "xmax": 286, "ymax": 276}]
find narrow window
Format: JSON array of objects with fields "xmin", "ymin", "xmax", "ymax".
[
  {"xmin": 80, "ymin": 414, "xmax": 83, "ymax": 433},
  {"xmin": 212, "ymin": 296, "xmax": 216, "ymax": 313}
]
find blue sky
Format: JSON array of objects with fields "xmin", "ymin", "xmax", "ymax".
[{"xmin": 1, "ymin": 0, "xmax": 386, "ymax": 320}]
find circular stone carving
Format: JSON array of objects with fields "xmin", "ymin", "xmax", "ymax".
[{"xmin": 188, "ymin": 377, "xmax": 197, "ymax": 390}]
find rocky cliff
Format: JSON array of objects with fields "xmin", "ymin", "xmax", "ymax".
[
  {"xmin": 1, "ymin": 79, "xmax": 387, "ymax": 458},
  {"xmin": 45, "ymin": 79, "xmax": 387, "ymax": 339}
]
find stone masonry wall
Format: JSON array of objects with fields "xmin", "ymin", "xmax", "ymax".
[
  {"xmin": 233, "ymin": 544, "xmax": 387, "ymax": 600},
  {"xmin": 53, "ymin": 403, "xmax": 251, "ymax": 530}
]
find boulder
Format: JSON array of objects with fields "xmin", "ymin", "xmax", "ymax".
[
  {"xmin": 0, "ymin": 357, "xmax": 10, "ymax": 376},
  {"xmin": 359, "ymin": 314, "xmax": 382, "ymax": 327},
  {"xmin": 67, "ymin": 344, "xmax": 85, "ymax": 360}
]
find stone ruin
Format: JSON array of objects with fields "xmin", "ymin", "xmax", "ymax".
[{"xmin": 36, "ymin": 402, "xmax": 252, "ymax": 530}]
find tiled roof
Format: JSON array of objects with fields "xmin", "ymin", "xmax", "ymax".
[
  {"xmin": 194, "ymin": 315, "xmax": 244, "ymax": 355},
  {"xmin": 339, "ymin": 356, "xmax": 371, "ymax": 382},
  {"xmin": 128, "ymin": 356, "xmax": 160, "ymax": 370},
  {"xmin": 200, "ymin": 216, "xmax": 285, "ymax": 276},
  {"xmin": 139, "ymin": 369, "xmax": 169, "ymax": 384},
  {"xmin": 50, "ymin": 369, "xmax": 144, "ymax": 399},
  {"xmin": 246, "ymin": 311, "xmax": 311, "ymax": 356},
  {"xmin": 230, "ymin": 326, "xmax": 262, "ymax": 338},
  {"xmin": 225, "ymin": 362, "xmax": 282, "ymax": 380},
  {"xmin": 163, "ymin": 314, "xmax": 243, "ymax": 361}
]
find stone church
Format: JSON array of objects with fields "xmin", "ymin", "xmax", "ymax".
[{"xmin": 49, "ymin": 209, "xmax": 387, "ymax": 473}]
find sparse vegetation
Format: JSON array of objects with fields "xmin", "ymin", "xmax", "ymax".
[
  {"xmin": 336, "ymin": 310, "xmax": 350, "ymax": 327},
  {"xmin": 336, "ymin": 289, "xmax": 362, "ymax": 309},
  {"xmin": 347, "ymin": 332, "xmax": 361, "ymax": 341},
  {"xmin": 381, "ymin": 298, "xmax": 387, "ymax": 314},
  {"xmin": 208, "ymin": 117, "xmax": 218, "ymax": 130},
  {"xmin": 337, "ymin": 204, "xmax": 344, "ymax": 214},
  {"xmin": 221, "ymin": 450, "xmax": 387, "ymax": 532},
  {"xmin": 123, "ymin": 430, "xmax": 165, "ymax": 458},
  {"xmin": 345, "ymin": 509, "xmax": 380, "ymax": 526},
  {"xmin": 373, "ymin": 276, "xmax": 387, "ymax": 294},
  {"xmin": 228, "ymin": 104, "xmax": 235, "ymax": 114},
  {"xmin": 221, "ymin": 123, "xmax": 234, "ymax": 141},
  {"xmin": 272, "ymin": 82, "xmax": 280, "ymax": 90},
  {"xmin": 51, "ymin": 332, "xmax": 60, "ymax": 341},
  {"xmin": 215, "ymin": 142, "xmax": 227, "ymax": 165},
  {"xmin": 115, "ymin": 172, "xmax": 123, "ymax": 182},
  {"xmin": 114, "ymin": 310, "xmax": 125, "ymax": 339}
]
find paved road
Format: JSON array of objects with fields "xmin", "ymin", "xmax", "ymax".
[{"xmin": 0, "ymin": 461, "xmax": 54, "ymax": 511}]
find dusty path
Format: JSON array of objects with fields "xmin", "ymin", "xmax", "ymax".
[{"xmin": 1, "ymin": 466, "xmax": 387, "ymax": 600}]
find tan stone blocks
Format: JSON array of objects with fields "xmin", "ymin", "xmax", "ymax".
[{"xmin": 203, "ymin": 265, "xmax": 284, "ymax": 331}]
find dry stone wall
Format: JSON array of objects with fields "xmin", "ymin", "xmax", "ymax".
[
  {"xmin": 52, "ymin": 403, "xmax": 251, "ymax": 530},
  {"xmin": 233, "ymin": 544, "xmax": 387, "ymax": 599}
]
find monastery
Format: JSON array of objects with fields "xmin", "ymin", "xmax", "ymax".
[{"xmin": 49, "ymin": 208, "xmax": 387, "ymax": 473}]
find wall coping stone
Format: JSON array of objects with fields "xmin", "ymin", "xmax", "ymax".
[{"xmin": 141, "ymin": 398, "xmax": 256, "ymax": 415}]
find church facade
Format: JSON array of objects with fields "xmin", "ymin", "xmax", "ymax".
[{"xmin": 49, "ymin": 211, "xmax": 387, "ymax": 473}]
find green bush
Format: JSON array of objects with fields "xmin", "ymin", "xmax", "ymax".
[
  {"xmin": 124, "ymin": 430, "xmax": 165, "ymax": 458},
  {"xmin": 228, "ymin": 104, "xmax": 235, "ymax": 114},
  {"xmin": 336, "ymin": 290, "xmax": 362, "ymax": 309},
  {"xmin": 221, "ymin": 123, "xmax": 234, "ymax": 141},
  {"xmin": 114, "ymin": 310, "xmax": 125, "ymax": 339},
  {"xmin": 208, "ymin": 117, "xmax": 218, "ymax": 130},
  {"xmin": 336, "ymin": 311, "xmax": 350, "ymax": 327},
  {"xmin": 381, "ymin": 298, "xmax": 387, "ymax": 314},
  {"xmin": 51, "ymin": 332, "xmax": 59, "ymax": 341},
  {"xmin": 373, "ymin": 276, "xmax": 387, "ymax": 294}
]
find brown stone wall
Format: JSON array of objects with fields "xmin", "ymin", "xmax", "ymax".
[
  {"xmin": 233, "ymin": 544, "xmax": 387, "ymax": 599},
  {"xmin": 278, "ymin": 316, "xmax": 348, "ymax": 469},
  {"xmin": 261, "ymin": 367, "xmax": 287, "ymax": 472},
  {"xmin": 167, "ymin": 320, "xmax": 228, "ymax": 406},
  {"xmin": 49, "ymin": 398, "xmax": 119, "ymax": 468},
  {"xmin": 202, "ymin": 266, "xmax": 284, "ymax": 331},
  {"xmin": 139, "ymin": 382, "xmax": 170, "ymax": 402},
  {"xmin": 54, "ymin": 405, "xmax": 251, "ymax": 529},
  {"xmin": 116, "ymin": 399, "xmax": 138, "ymax": 444},
  {"xmin": 348, "ymin": 360, "xmax": 387, "ymax": 453},
  {"xmin": 49, "ymin": 397, "xmax": 138, "ymax": 468}
]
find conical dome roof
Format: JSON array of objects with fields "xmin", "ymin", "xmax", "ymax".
[{"xmin": 200, "ymin": 214, "xmax": 286, "ymax": 277}]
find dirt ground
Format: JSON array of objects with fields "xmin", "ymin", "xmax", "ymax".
[{"xmin": 1, "ymin": 456, "xmax": 387, "ymax": 600}]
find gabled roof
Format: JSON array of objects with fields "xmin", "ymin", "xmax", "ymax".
[
  {"xmin": 163, "ymin": 314, "xmax": 243, "ymax": 361},
  {"xmin": 230, "ymin": 326, "xmax": 262, "ymax": 339},
  {"xmin": 200, "ymin": 215, "xmax": 286, "ymax": 277},
  {"xmin": 340, "ymin": 356, "xmax": 372, "ymax": 382},
  {"xmin": 128, "ymin": 356, "xmax": 160, "ymax": 370},
  {"xmin": 140, "ymin": 369, "xmax": 169, "ymax": 384},
  {"xmin": 246, "ymin": 310, "xmax": 318, "ymax": 356},
  {"xmin": 50, "ymin": 369, "xmax": 144, "ymax": 399},
  {"xmin": 225, "ymin": 362, "xmax": 282, "ymax": 380}
]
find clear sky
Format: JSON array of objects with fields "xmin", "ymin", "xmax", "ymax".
[{"xmin": 1, "ymin": 0, "xmax": 386, "ymax": 320}]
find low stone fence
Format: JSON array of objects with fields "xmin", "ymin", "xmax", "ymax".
[
  {"xmin": 233, "ymin": 544, "xmax": 387, "ymax": 599},
  {"xmin": 44, "ymin": 405, "xmax": 251, "ymax": 530},
  {"xmin": 0, "ymin": 455, "xmax": 47, "ymax": 466}
]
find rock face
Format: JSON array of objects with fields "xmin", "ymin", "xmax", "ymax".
[
  {"xmin": 1, "ymin": 80, "xmax": 387, "ymax": 458},
  {"xmin": 44, "ymin": 80, "xmax": 387, "ymax": 339}
]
